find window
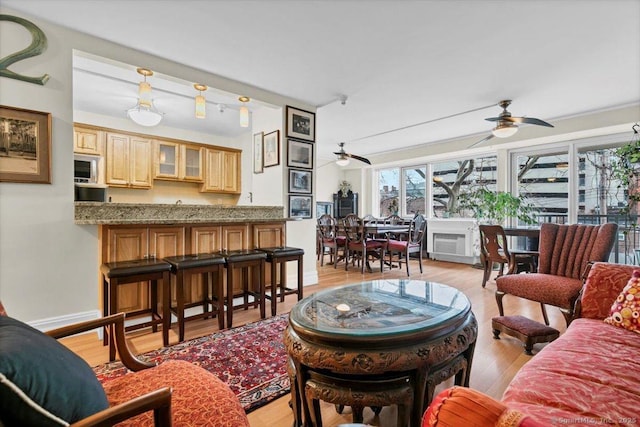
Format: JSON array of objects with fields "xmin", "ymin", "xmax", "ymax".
[
  {"xmin": 514, "ymin": 151, "xmax": 569, "ymax": 223},
  {"xmin": 403, "ymin": 166, "xmax": 426, "ymax": 216},
  {"xmin": 378, "ymin": 168, "xmax": 400, "ymax": 217},
  {"xmin": 431, "ymin": 156, "xmax": 497, "ymax": 218}
]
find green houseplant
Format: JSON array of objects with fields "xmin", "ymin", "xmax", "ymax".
[
  {"xmin": 458, "ymin": 188, "xmax": 538, "ymax": 225},
  {"xmin": 611, "ymin": 131, "xmax": 640, "ymax": 214}
]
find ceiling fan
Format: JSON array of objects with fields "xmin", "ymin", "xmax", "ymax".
[
  {"xmin": 334, "ymin": 142, "xmax": 371, "ymax": 166},
  {"xmin": 470, "ymin": 100, "xmax": 554, "ymax": 148}
]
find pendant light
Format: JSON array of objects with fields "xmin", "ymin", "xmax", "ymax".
[
  {"xmin": 239, "ymin": 96, "xmax": 250, "ymax": 128},
  {"xmin": 194, "ymin": 84, "xmax": 207, "ymax": 119},
  {"xmin": 127, "ymin": 68, "xmax": 163, "ymax": 127}
]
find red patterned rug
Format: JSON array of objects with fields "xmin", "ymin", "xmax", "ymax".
[{"xmin": 92, "ymin": 313, "xmax": 290, "ymax": 413}]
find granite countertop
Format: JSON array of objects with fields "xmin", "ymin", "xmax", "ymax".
[{"xmin": 75, "ymin": 202, "xmax": 290, "ymax": 225}]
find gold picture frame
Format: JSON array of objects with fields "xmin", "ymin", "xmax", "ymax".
[{"xmin": 0, "ymin": 105, "xmax": 51, "ymax": 184}]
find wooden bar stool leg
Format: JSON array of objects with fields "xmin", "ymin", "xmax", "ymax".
[
  {"xmin": 215, "ymin": 267, "xmax": 224, "ymax": 330},
  {"xmin": 259, "ymin": 259, "xmax": 266, "ymax": 319},
  {"xmin": 297, "ymin": 255, "xmax": 304, "ymax": 301},
  {"xmin": 243, "ymin": 267, "xmax": 249, "ymax": 310},
  {"xmin": 150, "ymin": 279, "xmax": 159, "ymax": 334},
  {"xmin": 102, "ymin": 275, "xmax": 109, "ymax": 346},
  {"xmin": 271, "ymin": 260, "xmax": 278, "ymax": 316},
  {"xmin": 280, "ymin": 261, "xmax": 287, "ymax": 303},
  {"xmin": 109, "ymin": 279, "xmax": 118, "ymax": 361},
  {"xmin": 201, "ymin": 272, "xmax": 209, "ymax": 316},
  {"xmin": 226, "ymin": 264, "xmax": 234, "ymax": 328},
  {"xmin": 161, "ymin": 271, "xmax": 170, "ymax": 347},
  {"xmin": 176, "ymin": 270, "xmax": 185, "ymax": 342}
]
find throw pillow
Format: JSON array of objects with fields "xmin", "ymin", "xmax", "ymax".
[
  {"xmin": 0, "ymin": 316, "xmax": 109, "ymax": 426},
  {"xmin": 604, "ymin": 270, "xmax": 640, "ymax": 334}
]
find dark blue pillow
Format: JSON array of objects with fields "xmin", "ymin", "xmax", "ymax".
[{"xmin": 0, "ymin": 315, "xmax": 109, "ymax": 426}]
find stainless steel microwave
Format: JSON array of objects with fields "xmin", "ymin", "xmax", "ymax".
[{"xmin": 74, "ymin": 154, "xmax": 101, "ymax": 184}]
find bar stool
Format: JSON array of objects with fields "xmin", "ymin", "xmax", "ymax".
[
  {"xmin": 220, "ymin": 249, "xmax": 267, "ymax": 328},
  {"xmin": 100, "ymin": 258, "xmax": 172, "ymax": 361},
  {"xmin": 256, "ymin": 246, "xmax": 304, "ymax": 316},
  {"xmin": 163, "ymin": 253, "xmax": 226, "ymax": 343}
]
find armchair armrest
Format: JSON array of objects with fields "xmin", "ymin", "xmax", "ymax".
[
  {"xmin": 46, "ymin": 313, "xmax": 153, "ymax": 372},
  {"xmin": 71, "ymin": 387, "xmax": 172, "ymax": 427}
]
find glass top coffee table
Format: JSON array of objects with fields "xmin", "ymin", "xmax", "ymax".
[{"xmin": 284, "ymin": 279, "xmax": 477, "ymax": 427}]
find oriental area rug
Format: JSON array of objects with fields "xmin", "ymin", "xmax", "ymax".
[{"xmin": 92, "ymin": 313, "xmax": 290, "ymax": 413}]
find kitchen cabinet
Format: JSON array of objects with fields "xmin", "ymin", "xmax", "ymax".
[
  {"xmin": 106, "ymin": 132, "xmax": 153, "ymax": 189},
  {"xmin": 154, "ymin": 141, "xmax": 204, "ymax": 182},
  {"xmin": 201, "ymin": 148, "xmax": 241, "ymax": 194},
  {"xmin": 74, "ymin": 126, "xmax": 104, "ymax": 155}
]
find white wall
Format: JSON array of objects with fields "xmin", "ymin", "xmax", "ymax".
[{"xmin": 0, "ymin": 8, "xmax": 317, "ymax": 324}]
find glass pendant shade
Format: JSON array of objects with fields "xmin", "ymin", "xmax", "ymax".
[
  {"xmin": 336, "ymin": 157, "xmax": 350, "ymax": 166},
  {"xmin": 239, "ymin": 105, "xmax": 249, "ymax": 127},
  {"xmin": 138, "ymin": 81, "xmax": 152, "ymax": 108},
  {"xmin": 195, "ymin": 94, "xmax": 206, "ymax": 119},
  {"xmin": 127, "ymin": 101, "xmax": 163, "ymax": 127}
]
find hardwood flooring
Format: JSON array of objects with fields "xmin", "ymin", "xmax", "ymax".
[{"xmin": 61, "ymin": 258, "xmax": 568, "ymax": 427}]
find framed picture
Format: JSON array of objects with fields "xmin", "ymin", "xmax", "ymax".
[
  {"xmin": 288, "ymin": 168, "xmax": 312, "ymax": 194},
  {"xmin": 289, "ymin": 195, "xmax": 313, "ymax": 219},
  {"xmin": 263, "ymin": 130, "xmax": 280, "ymax": 167},
  {"xmin": 253, "ymin": 132, "xmax": 263, "ymax": 173},
  {"xmin": 0, "ymin": 105, "xmax": 51, "ymax": 184},
  {"xmin": 287, "ymin": 139, "xmax": 313, "ymax": 169},
  {"xmin": 286, "ymin": 106, "xmax": 315, "ymax": 142}
]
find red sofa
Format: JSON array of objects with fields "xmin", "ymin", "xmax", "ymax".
[{"xmin": 424, "ymin": 262, "xmax": 640, "ymax": 427}]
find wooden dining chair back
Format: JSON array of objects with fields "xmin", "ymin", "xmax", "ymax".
[
  {"xmin": 479, "ymin": 225, "xmax": 514, "ymax": 288},
  {"xmin": 343, "ymin": 221, "xmax": 386, "ymax": 273},
  {"xmin": 496, "ymin": 222, "xmax": 619, "ymax": 326},
  {"xmin": 317, "ymin": 214, "xmax": 345, "ymax": 268},
  {"xmin": 387, "ymin": 214, "xmax": 427, "ymax": 276}
]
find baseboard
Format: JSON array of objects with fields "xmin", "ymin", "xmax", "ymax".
[
  {"xmin": 28, "ymin": 309, "xmax": 101, "ymax": 334},
  {"xmin": 300, "ymin": 270, "xmax": 319, "ymax": 287}
]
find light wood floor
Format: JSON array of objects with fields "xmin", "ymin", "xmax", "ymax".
[{"xmin": 61, "ymin": 258, "xmax": 567, "ymax": 427}]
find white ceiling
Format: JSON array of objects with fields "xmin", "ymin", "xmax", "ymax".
[{"xmin": 3, "ymin": 0, "xmax": 640, "ymax": 163}]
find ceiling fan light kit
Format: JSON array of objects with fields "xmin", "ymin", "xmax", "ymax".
[{"xmin": 492, "ymin": 122, "xmax": 519, "ymax": 138}]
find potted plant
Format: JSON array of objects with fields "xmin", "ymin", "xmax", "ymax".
[
  {"xmin": 458, "ymin": 188, "xmax": 538, "ymax": 225},
  {"xmin": 611, "ymin": 129, "xmax": 640, "ymax": 214}
]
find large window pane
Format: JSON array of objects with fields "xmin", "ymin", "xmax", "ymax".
[
  {"xmin": 403, "ymin": 166, "xmax": 426, "ymax": 216},
  {"xmin": 515, "ymin": 152, "xmax": 568, "ymax": 224},
  {"xmin": 432, "ymin": 156, "xmax": 497, "ymax": 218},
  {"xmin": 378, "ymin": 168, "xmax": 400, "ymax": 216}
]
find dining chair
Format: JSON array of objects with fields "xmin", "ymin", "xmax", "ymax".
[
  {"xmin": 343, "ymin": 220, "xmax": 386, "ymax": 273},
  {"xmin": 478, "ymin": 224, "xmax": 538, "ymax": 288},
  {"xmin": 386, "ymin": 214, "xmax": 427, "ymax": 276},
  {"xmin": 317, "ymin": 214, "xmax": 345, "ymax": 268},
  {"xmin": 495, "ymin": 222, "xmax": 619, "ymax": 326}
]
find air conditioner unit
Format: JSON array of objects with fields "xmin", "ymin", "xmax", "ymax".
[{"xmin": 427, "ymin": 218, "xmax": 478, "ymax": 264}]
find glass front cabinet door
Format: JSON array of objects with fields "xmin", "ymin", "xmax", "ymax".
[{"xmin": 181, "ymin": 145, "xmax": 204, "ymax": 182}]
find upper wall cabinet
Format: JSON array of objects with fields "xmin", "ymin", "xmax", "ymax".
[
  {"xmin": 73, "ymin": 126, "xmax": 104, "ymax": 155},
  {"xmin": 154, "ymin": 141, "xmax": 204, "ymax": 182},
  {"xmin": 201, "ymin": 148, "xmax": 241, "ymax": 194},
  {"xmin": 106, "ymin": 132, "xmax": 153, "ymax": 189}
]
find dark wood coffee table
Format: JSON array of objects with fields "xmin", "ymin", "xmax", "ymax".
[{"xmin": 284, "ymin": 279, "xmax": 477, "ymax": 427}]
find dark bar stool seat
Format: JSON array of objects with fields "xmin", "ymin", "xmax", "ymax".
[
  {"xmin": 100, "ymin": 258, "xmax": 171, "ymax": 361},
  {"xmin": 256, "ymin": 246, "xmax": 304, "ymax": 316},
  {"xmin": 163, "ymin": 253, "xmax": 226, "ymax": 343},
  {"xmin": 220, "ymin": 249, "xmax": 267, "ymax": 328}
]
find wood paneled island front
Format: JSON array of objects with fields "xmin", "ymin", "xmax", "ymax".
[{"xmin": 76, "ymin": 202, "xmax": 291, "ymax": 315}]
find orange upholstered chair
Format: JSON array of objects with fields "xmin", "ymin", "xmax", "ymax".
[
  {"xmin": 0, "ymin": 306, "xmax": 249, "ymax": 427},
  {"xmin": 495, "ymin": 222, "xmax": 618, "ymax": 326}
]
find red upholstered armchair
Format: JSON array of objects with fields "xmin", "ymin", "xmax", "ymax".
[{"xmin": 495, "ymin": 222, "xmax": 618, "ymax": 326}]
